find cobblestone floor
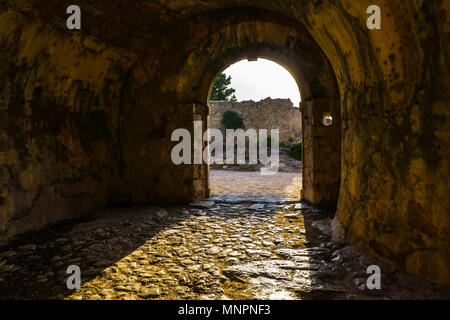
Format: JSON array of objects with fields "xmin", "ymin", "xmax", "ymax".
[
  {"xmin": 1, "ymin": 198, "xmax": 448, "ymax": 300},
  {"xmin": 210, "ymin": 170, "xmax": 302, "ymax": 199}
]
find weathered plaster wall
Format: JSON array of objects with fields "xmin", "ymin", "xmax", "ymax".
[
  {"xmin": 209, "ymin": 98, "xmax": 302, "ymax": 143},
  {"xmin": 312, "ymin": 1, "xmax": 450, "ymax": 286},
  {"xmin": 301, "ymin": 98, "xmax": 341, "ymax": 209},
  {"xmin": 0, "ymin": 8, "xmax": 137, "ymax": 242},
  {"xmin": 0, "ymin": 0, "xmax": 448, "ymax": 286}
]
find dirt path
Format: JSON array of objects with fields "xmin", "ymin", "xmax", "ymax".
[{"xmin": 210, "ymin": 170, "xmax": 302, "ymax": 199}]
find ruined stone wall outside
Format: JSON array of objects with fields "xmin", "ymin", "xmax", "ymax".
[{"xmin": 209, "ymin": 98, "xmax": 302, "ymax": 143}]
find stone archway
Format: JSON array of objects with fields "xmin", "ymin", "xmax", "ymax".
[{"xmin": 174, "ymin": 13, "xmax": 342, "ymax": 211}]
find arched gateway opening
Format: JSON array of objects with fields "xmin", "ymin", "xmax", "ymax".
[
  {"xmin": 173, "ymin": 13, "xmax": 342, "ymax": 211},
  {"xmin": 207, "ymin": 59, "xmax": 304, "ymax": 200}
]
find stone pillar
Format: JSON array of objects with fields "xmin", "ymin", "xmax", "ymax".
[
  {"xmin": 164, "ymin": 103, "xmax": 210, "ymax": 202},
  {"xmin": 301, "ymin": 98, "xmax": 341, "ymax": 210},
  {"xmin": 193, "ymin": 103, "xmax": 210, "ymax": 199},
  {"xmin": 118, "ymin": 102, "xmax": 210, "ymax": 204}
]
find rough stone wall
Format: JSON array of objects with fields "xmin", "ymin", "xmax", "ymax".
[
  {"xmin": 0, "ymin": 8, "xmax": 136, "ymax": 243},
  {"xmin": 301, "ymin": 98, "xmax": 341, "ymax": 209},
  {"xmin": 209, "ymin": 98, "xmax": 302, "ymax": 143}
]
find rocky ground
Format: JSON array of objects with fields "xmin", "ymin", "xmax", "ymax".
[
  {"xmin": 0, "ymin": 198, "xmax": 449, "ymax": 300},
  {"xmin": 210, "ymin": 170, "xmax": 302, "ymax": 199}
]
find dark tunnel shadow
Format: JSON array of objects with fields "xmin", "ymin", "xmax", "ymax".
[
  {"xmin": 2, "ymin": 198, "xmax": 445, "ymax": 300},
  {"xmin": 0, "ymin": 205, "xmax": 194, "ymax": 299},
  {"xmin": 0, "ymin": 197, "xmax": 333, "ymax": 300}
]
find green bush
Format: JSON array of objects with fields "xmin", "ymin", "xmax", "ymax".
[
  {"xmin": 265, "ymin": 136, "xmax": 302, "ymax": 160},
  {"xmin": 279, "ymin": 141, "xmax": 290, "ymax": 148},
  {"xmin": 221, "ymin": 110, "xmax": 244, "ymax": 130},
  {"xmin": 266, "ymin": 136, "xmax": 274, "ymax": 148},
  {"xmin": 289, "ymin": 141, "xmax": 302, "ymax": 161},
  {"xmin": 267, "ymin": 136, "xmax": 293, "ymax": 148}
]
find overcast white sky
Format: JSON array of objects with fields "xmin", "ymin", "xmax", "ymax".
[{"xmin": 223, "ymin": 58, "xmax": 301, "ymax": 107}]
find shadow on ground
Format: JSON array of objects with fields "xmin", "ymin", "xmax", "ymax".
[{"xmin": 0, "ymin": 198, "xmax": 449, "ymax": 300}]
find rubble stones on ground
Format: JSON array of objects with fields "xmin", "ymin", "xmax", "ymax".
[{"xmin": 0, "ymin": 201, "xmax": 448, "ymax": 300}]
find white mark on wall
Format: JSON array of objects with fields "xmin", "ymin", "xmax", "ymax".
[
  {"xmin": 66, "ymin": 265, "xmax": 81, "ymax": 289},
  {"xmin": 367, "ymin": 5, "xmax": 381, "ymax": 30},
  {"xmin": 366, "ymin": 265, "xmax": 381, "ymax": 289},
  {"xmin": 66, "ymin": 5, "xmax": 81, "ymax": 30}
]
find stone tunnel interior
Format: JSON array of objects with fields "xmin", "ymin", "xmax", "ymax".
[{"xmin": 0, "ymin": 0, "xmax": 449, "ymax": 301}]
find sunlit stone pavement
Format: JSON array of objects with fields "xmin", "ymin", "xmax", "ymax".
[
  {"xmin": 210, "ymin": 170, "xmax": 302, "ymax": 199},
  {"xmin": 0, "ymin": 198, "xmax": 449, "ymax": 300}
]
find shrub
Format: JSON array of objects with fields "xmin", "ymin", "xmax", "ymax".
[
  {"xmin": 221, "ymin": 110, "xmax": 244, "ymax": 130},
  {"xmin": 266, "ymin": 136, "xmax": 273, "ymax": 148},
  {"xmin": 267, "ymin": 136, "xmax": 288, "ymax": 148},
  {"xmin": 289, "ymin": 140, "xmax": 302, "ymax": 161}
]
